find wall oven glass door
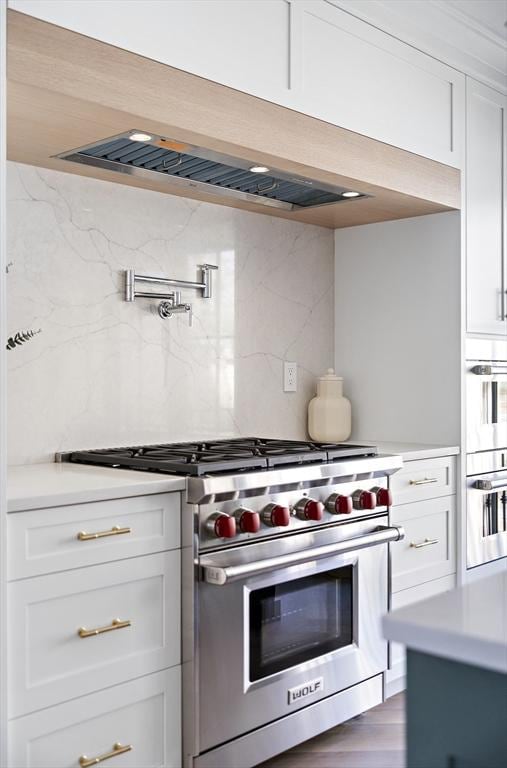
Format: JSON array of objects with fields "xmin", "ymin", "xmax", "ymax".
[
  {"xmin": 467, "ymin": 362, "xmax": 507, "ymax": 452},
  {"xmin": 467, "ymin": 472, "xmax": 507, "ymax": 568},
  {"xmin": 250, "ymin": 566, "xmax": 352, "ymax": 681}
]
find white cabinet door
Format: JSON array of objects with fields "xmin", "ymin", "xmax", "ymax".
[
  {"xmin": 9, "ymin": 668, "xmax": 181, "ymax": 768},
  {"xmin": 292, "ymin": 0, "xmax": 464, "ymax": 167},
  {"xmin": 8, "ymin": 492, "xmax": 180, "ymax": 579},
  {"xmin": 466, "ymin": 79, "xmax": 507, "ymax": 336},
  {"xmin": 9, "ymin": 552, "xmax": 180, "ymax": 716},
  {"xmin": 390, "ymin": 496, "xmax": 456, "ymax": 592},
  {"xmin": 9, "ymin": 0, "xmax": 292, "ymax": 103}
]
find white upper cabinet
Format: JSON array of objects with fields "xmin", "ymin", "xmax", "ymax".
[
  {"xmin": 466, "ymin": 79, "xmax": 506, "ymax": 337},
  {"xmin": 290, "ymin": 1, "xmax": 464, "ymax": 168},
  {"xmin": 8, "ymin": 0, "xmax": 292, "ymax": 103},
  {"xmin": 9, "ymin": 0, "xmax": 464, "ymax": 167}
]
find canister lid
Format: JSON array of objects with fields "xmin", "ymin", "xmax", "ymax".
[{"xmin": 320, "ymin": 368, "xmax": 343, "ymax": 381}]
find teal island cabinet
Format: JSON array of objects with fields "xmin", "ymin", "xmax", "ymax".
[{"xmin": 383, "ymin": 571, "xmax": 507, "ymax": 768}]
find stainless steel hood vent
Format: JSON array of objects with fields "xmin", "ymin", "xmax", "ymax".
[{"xmin": 56, "ymin": 130, "xmax": 369, "ymax": 212}]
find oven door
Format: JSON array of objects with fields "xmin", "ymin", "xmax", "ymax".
[
  {"xmin": 467, "ymin": 471, "xmax": 507, "ymax": 568},
  {"xmin": 466, "ymin": 361, "xmax": 507, "ymax": 452},
  {"xmin": 196, "ymin": 518, "xmax": 401, "ymax": 753}
]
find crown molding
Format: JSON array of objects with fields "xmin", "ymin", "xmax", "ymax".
[{"xmin": 326, "ymin": 0, "xmax": 507, "ymax": 93}]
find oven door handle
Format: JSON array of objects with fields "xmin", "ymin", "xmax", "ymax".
[
  {"xmin": 473, "ymin": 476, "xmax": 507, "ymax": 491},
  {"xmin": 200, "ymin": 524, "xmax": 405, "ymax": 585},
  {"xmin": 470, "ymin": 364, "xmax": 507, "ymax": 375}
]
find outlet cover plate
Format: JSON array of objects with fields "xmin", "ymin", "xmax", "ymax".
[{"xmin": 284, "ymin": 361, "xmax": 297, "ymax": 392}]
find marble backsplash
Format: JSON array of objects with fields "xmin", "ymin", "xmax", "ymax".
[{"xmin": 6, "ymin": 162, "xmax": 334, "ymax": 465}]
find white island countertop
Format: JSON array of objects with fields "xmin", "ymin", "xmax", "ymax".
[
  {"xmin": 8, "ymin": 463, "xmax": 186, "ymax": 512},
  {"xmin": 383, "ymin": 570, "xmax": 507, "ymax": 674}
]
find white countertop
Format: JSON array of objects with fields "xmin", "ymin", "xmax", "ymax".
[
  {"xmin": 7, "ymin": 463, "xmax": 186, "ymax": 512},
  {"xmin": 383, "ymin": 571, "xmax": 507, "ymax": 674},
  {"xmin": 363, "ymin": 440, "xmax": 460, "ymax": 461}
]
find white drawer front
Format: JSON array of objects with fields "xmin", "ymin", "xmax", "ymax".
[
  {"xmin": 8, "ymin": 492, "xmax": 181, "ymax": 579},
  {"xmin": 9, "ymin": 667, "xmax": 181, "ymax": 768},
  {"xmin": 391, "ymin": 497, "xmax": 456, "ymax": 592},
  {"xmin": 391, "ymin": 457, "xmax": 456, "ymax": 506},
  {"xmin": 9, "ymin": 552, "xmax": 180, "ymax": 717}
]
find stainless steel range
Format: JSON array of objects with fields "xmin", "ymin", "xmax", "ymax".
[{"xmin": 62, "ymin": 438, "xmax": 403, "ymax": 768}]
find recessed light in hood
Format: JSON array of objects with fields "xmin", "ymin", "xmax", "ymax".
[
  {"xmin": 55, "ymin": 130, "xmax": 369, "ymax": 212},
  {"xmin": 129, "ymin": 132, "xmax": 153, "ymax": 142}
]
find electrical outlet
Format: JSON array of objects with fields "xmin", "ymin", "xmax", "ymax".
[{"xmin": 284, "ymin": 361, "xmax": 297, "ymax": 392}]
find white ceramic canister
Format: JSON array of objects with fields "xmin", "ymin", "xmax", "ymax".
[{"xmin": 308, "ymin": 368, "xmax": 352, "ymax": 442}]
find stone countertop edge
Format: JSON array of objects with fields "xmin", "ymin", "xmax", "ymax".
[
  {"xmin": 362, "ymin": 440, "xmax": 460, "ymax": 461},
  {"xmin": 382, "ymin": 571, "xmax": 507, "ymax": 675},
  {"xmin": 7, "ymin": 462, "xmax": 186, "ymax": 512}
]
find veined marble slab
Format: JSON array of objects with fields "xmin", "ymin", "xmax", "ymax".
[{"xmin": 6, "ymin": 162, "xmax": 334, "ymax": 464}]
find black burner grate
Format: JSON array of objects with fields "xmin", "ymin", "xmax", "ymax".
[{"xmin": 68, "ymin": 438, "xmax": 377, "ymax": 476}]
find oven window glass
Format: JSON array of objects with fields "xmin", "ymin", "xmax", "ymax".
[
  {"xmin": 249, "ymin": 566, "xmax": 353, "ymax": 682},
  {"xmin": 482, "ymin": 491, "xmax": 507, "ymax": 537},
  {"xmin": 481, "ymin": 381, "xmax": 507, "ymax": 426}
]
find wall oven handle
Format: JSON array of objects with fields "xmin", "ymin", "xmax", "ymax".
[
  {"xmin": 470, "ymin": 364, "xmax": 507, "ymax": 375},
  {"xmin": 474, "ymin": 477, "xmax": 507, "ymax": 491},
  {"xmin": 200, "ymin": 525, "xmax": 405, "ymax": 585}
]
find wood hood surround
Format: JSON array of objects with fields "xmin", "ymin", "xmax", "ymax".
[{"xmin": 6, "ymin": 10, "xmax": 460, "ymax": 229}]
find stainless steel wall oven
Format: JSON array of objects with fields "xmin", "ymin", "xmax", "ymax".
[{"xmin": 466, "ymin": 340, "xmax": 507, "ymax": 570}]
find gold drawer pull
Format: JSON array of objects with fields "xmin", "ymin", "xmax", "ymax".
[
  {"xmin": 410, "ymin": 537, "xmax": 439, "ymax": 549},
  {"xmin": 77, "ymin": 526, "xmax": 131, "ymax": 541},
  {"xmin": 409, "ymin": 477, "xmax": 438, "ymax": 486},
  {"xmin": 78, "ymin": 618, "xmax": 131, "ymax": 638},
  {"xmin": 79, "ymin": 742, "xmax": 132, "ymax": 767}
]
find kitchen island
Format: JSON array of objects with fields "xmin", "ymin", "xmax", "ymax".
[{"xmin": 383, "ymin": 571, "xmax": 507, "ymax": 768}]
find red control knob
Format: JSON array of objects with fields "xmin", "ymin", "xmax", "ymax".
[
  {"xmin": 352, "ymin": 490, "xmax": 377, "ymax": 511},
  {"xmin": 371, "ymin": 486, "xmax": 392, "ymax": 507},
  {"xmin": 208, "ymin": 513, "xmax": 236, "ymax": 539},
  {"xmin": 326, "ymin": 493, "xmax": 353, "ymax": 515},
  {"xmin": 235, "ymin": 508, "xmax": 261, "ymax": 534},
  {"xmin": 262, "ymin": 504, "xmax": 291, "ymax": 527},
  {"xmin": 296, "ymin": 498, "xmax": 324, "ymax": 521}
]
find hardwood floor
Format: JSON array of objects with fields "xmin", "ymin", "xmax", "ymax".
[{"xmin": 258, "ymin": 693, "xmax": 405, "ymax": 768}]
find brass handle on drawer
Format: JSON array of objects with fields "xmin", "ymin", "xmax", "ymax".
[
  {"xmin": 77, "ymin": 526, "xmax": 131, "ymax": 541},
  {"xmin": 410, "ymin": 537, "xmax": 439, "ymax": 549},
  {"xmin": 409, "ymin": 478, "xmax": 438, "ymax": 486},
  {"xmin": 78, "ymin": 618, "xmax": 131, "ymax": 638},
  {"xmin": 79, "ymin": 742, "xmax": 132, "ymax": 767}
]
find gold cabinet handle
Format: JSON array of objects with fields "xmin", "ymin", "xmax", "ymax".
[
  {"xmin": 78, "ymin": 618, "xmax": 131, "ymax": 638},
  {"xmin": 409, "ymin": 477, "xmax": 438, "ymax": 486},
  {"xmin": 79, "ymin": 742, "xmax": 132, "ymax": 767},
  {"xmin": 77, "ymin": 525, "xmax": 131, "ymax": 541},
  {"xmin": 410, "ymin": 537, "xmax": 439, "ymax": 549}
]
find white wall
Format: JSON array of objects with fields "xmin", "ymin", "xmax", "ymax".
[
  {"xmin": 335, "ymin": 212, "xmax": 461, "ymax": 445},
  {"xmin": 6, "ymin": 162, "xmax": 334, "ymax": 464}
]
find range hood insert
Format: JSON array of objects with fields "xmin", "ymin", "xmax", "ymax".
[{"xmin": 56, "ymin": 130, "xmax": 369, "ymax": 212}]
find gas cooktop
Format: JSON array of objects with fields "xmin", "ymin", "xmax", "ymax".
[{"xmin": 62, "ymin": 438, "xmax": 378, "ymax": 476}]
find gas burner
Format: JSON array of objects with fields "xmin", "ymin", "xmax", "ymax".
[{"xmin": 62, "ymin": 438, "xmax": 377, "ymax": 476}]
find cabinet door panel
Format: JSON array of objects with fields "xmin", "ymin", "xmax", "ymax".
[
  {"xmin": 9, "ymin": 552, "xmax": 180, "ymax": 716},
  {"xmin": 9, "ymin": 0, "xmax": 291, "ymax": 101},
  {"xmin": 295, "ymin": 1, "xmax": 464, "ymax": 166},
  {"xmin": 8, "ymin": 492, "xmax": 180, "ymax": 579},
  {"xmin": 9, "ymin": 668, "xmax": 181, "ymax": 768},
  {"xmin": 390, "ymin": 496, "xmax": 456, "ymax": 592},
  {"xmin": 466, "ymin": 79, "xmax": 506, "ymax": 336}
]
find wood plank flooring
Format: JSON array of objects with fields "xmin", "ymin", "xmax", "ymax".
[{"xmin": 258, "ymin": 693, "xmax": 405, "ymax": 768}]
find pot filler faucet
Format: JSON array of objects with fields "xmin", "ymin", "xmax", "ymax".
[{"xmin": 124, "ymin": 264, "xmax": 218, "ymax": 325}]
